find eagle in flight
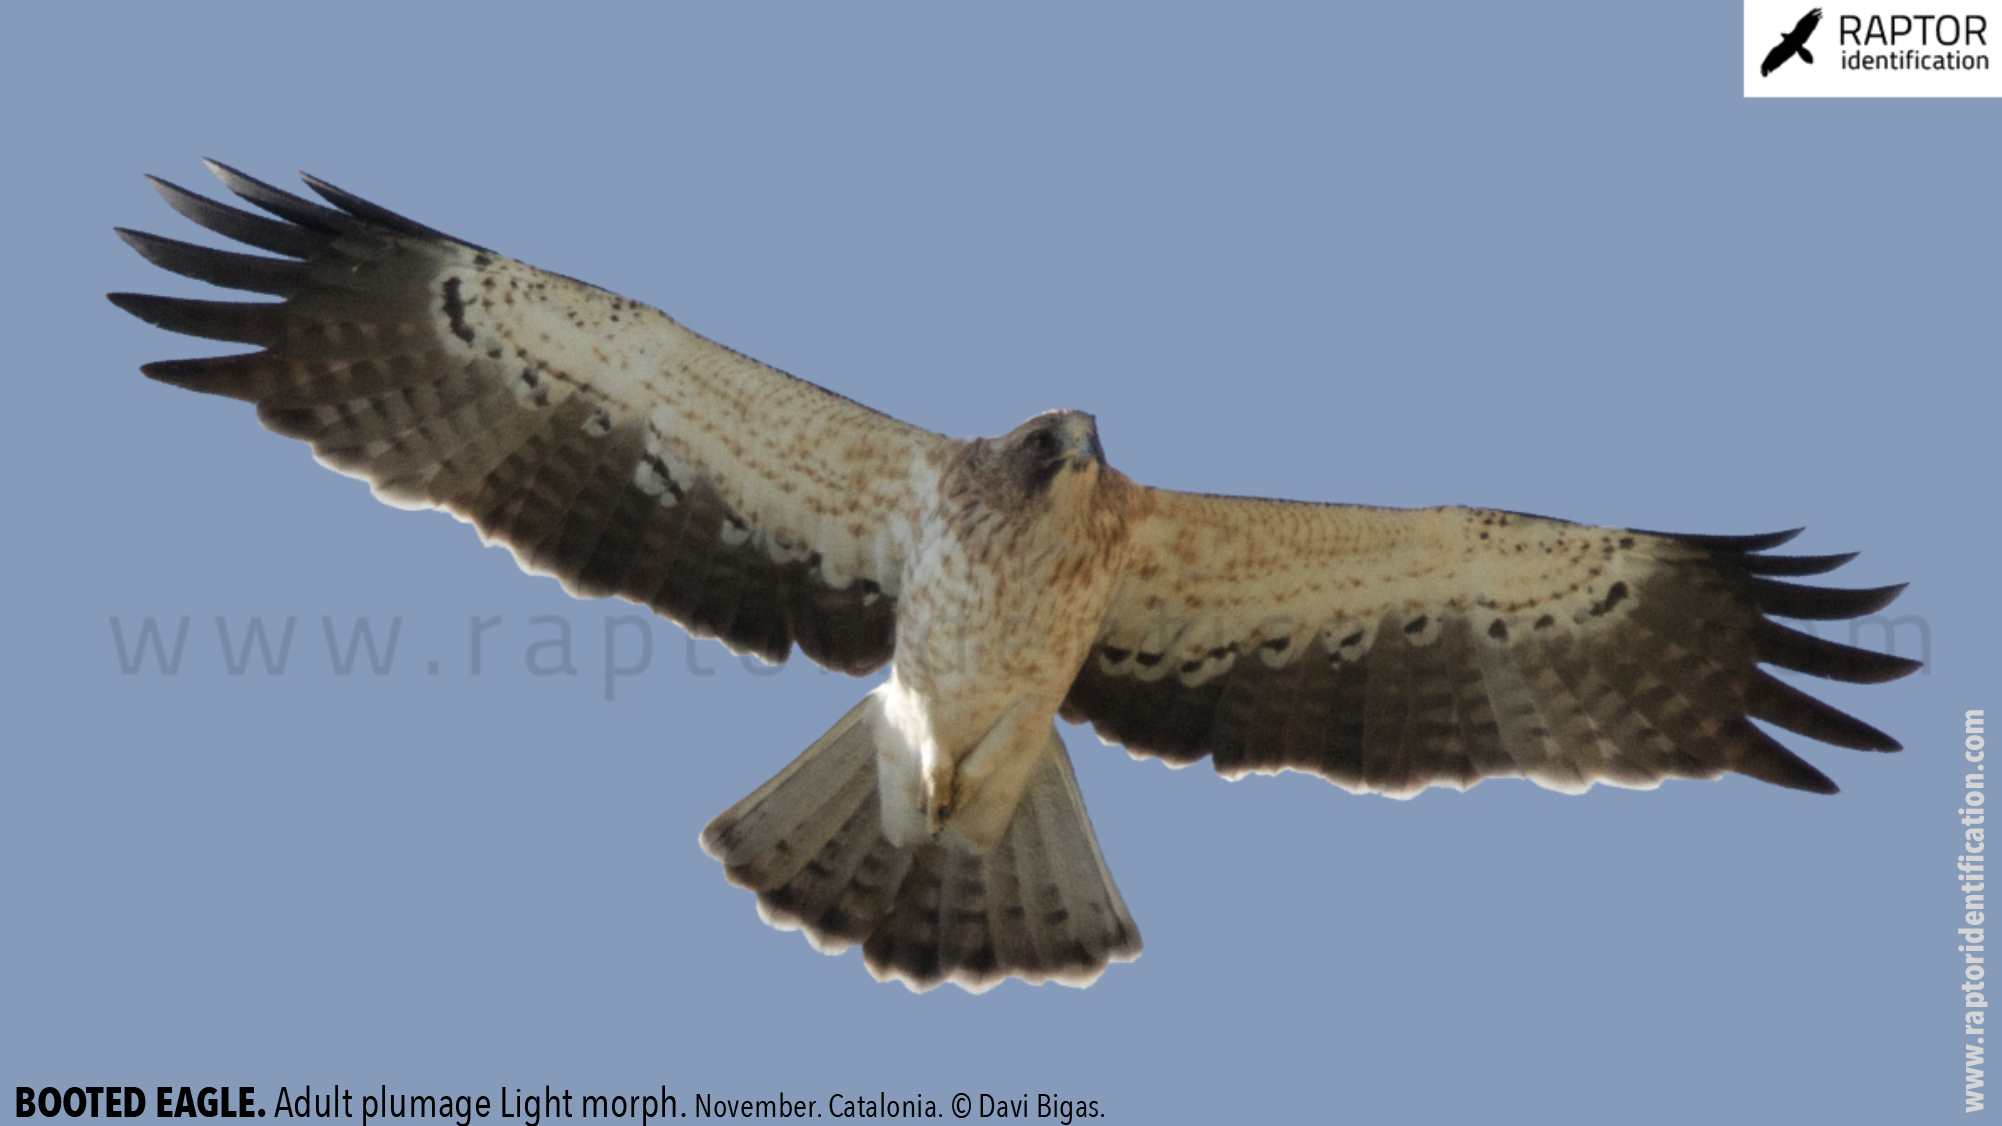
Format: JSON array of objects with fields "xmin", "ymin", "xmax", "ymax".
[
  {"xmin": 1762, "ymin": 7, "xmax": 1824, "ymax": 77},
  {"xmin": 111, "ymin": 162, "xmax": 1918, "ymax": 992}
]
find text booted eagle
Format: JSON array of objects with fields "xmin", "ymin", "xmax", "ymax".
[{"xmin": 112, "ymin": 162, "xmax": 1919, "ymax": 992}]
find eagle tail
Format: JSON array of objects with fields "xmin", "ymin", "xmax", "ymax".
[
  {"xmin": 701, "ymin": 694, "xmax": 1141, "ymax": 992},
  {"xmin": 1799, "ymin": 46, "xmax": 1814, "ymax": 64}
]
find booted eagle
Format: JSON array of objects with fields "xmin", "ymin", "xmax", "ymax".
[{"xmin": 111, "ymin": 162, "xmax": 1919, "ymax": 992}]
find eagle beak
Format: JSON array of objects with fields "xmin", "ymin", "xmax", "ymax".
[{"xmin": 1063, "ymin": 414, "xmax": 1104, "ymax": 467}]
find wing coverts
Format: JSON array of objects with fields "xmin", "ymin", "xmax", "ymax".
[{"xmin": 112, "ymin": 162, "xmax": 934, "ymax": 673}]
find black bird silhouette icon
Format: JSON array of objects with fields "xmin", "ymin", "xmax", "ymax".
[{"xmin": 1762, "ymin": 8, "xmax": 1824, "ymax": 76}]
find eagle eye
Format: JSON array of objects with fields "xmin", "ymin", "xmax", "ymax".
[{"xmin": 1024, "ymin": 429, "xmax": 1059, "ymax": 456}]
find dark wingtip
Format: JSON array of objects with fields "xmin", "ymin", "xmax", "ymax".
[
  {"xmin": 1636, "ymin": 527, "xmax": 1805, "ymax": 552},
  {"xmin": 1765, "ymin": 761, "xmax": 1841, "ymax": 795},
  {"xmin": 143, "ymin": 172, "xmax": 323, "ymax": 258},
  {"xmin": 1753, "ymin": 621, "xmax": 1924, "ymax": 684},
  {"xmin": 106, "ymin": 291, "xmax": 161, "ymax": 320},
  {"xmin": 135, "ymin": 358, "xmax": 188, "ymax": 387},
  {"xmin": 145, "ymin": 173, "xmax": 209, "ymax": 210},
  {"xmin": 112, "ymin": 228, "xmax": 303, "ymax": 296},
  {"xmin": 203, "ymin": 158, "xmax": 360, "ymax": 235},
  {"xmin": 1734, "ymin": 726, "xmax": 1843, "ymax": 794},
  {"xmin": 1751, "ymin": 578, "xmax": 1908, "ymax": 621},
  {"xmin": 202, "ymin": 158, "xmax": 260, "ymax": 197},
  {"xmin": 283, "ymin": 168, "xmax": 489, "ymax": 252},
  {"xmin": 1750, "ymin": 755, "xmax": 1841, "ymax": 795},
  {"xmin": 134, "ymin": 357, "xmax": 247, "ymax": 397},
  {"xmin": 202, "ymin": 156, "xmax": 248, "ymax": 185},
  {"xmin": 1876, "ymin": 654, "xmax": 1925, "ymax": 680},
  {"xmin": 1740, "ymin": 551, "xmax": 1860, "ymax": 577},
  {"xmin": 1747, "ymin": 673, "xmax": 1906, "ymax": 752},
  {"xmin": 102, "ymin": 292, "xmax": 280, "ymax": 345},
  {"xmin": 1709, "ymin": 527, "xmax": 1806, "ymax": 552},
  {"xmin": 297, "ymin": 171, "xmax": 480, "ymax": 248}
]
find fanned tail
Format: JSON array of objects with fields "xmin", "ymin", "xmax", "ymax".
[{"xmin": 701, "ymin": 691, "xmax": 1141, "ymax": 992}]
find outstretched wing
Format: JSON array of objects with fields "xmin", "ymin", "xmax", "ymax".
[
  {"xmin": 111, "ymin": 162, "xmax": 951, "ymax": 672},
  {"xmin": 1060, "ymin": 493, "xmax": 1918, "ymax": 797},
  {"xmin": 1760, "ymin": 39, "xmax": 1796, "ymax": 76},
  {"xmin": 1793, "ymin": 8, "xmax": 1824, "ymax": 41}
]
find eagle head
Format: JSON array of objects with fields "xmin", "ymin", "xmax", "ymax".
[
  {"xmin": 1007, "ymin": 409, "xmax": 1104, "ymax": 492},
  {"xmin": 944, "ymin": 409, "xmax": 1124, "ymax": 541}
]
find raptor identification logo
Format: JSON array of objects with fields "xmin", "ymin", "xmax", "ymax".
[{"xmin": 1744, "ymin": 0, "xmax": 2001, "ymax": 95}]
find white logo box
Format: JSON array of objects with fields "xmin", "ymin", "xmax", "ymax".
[{"xmin": 1745, "ymin": 0, "xmax": 2002, "ymax": 96}]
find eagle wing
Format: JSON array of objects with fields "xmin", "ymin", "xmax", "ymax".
[
  {"xmin": 1760, "ymin": 40, "xmax": 1797, "ymax": 76},
  {"xmin": 111, "ymin": 163, "xmax": 951, "ymax": 673},
  {"xmin": 1060, "ymin": 492, "xmax": 1918, "ymax": 796}
]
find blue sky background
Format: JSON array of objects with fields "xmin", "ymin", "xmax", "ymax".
[{"xmin": 2, "ymin": 4, "xmax": 1993, "ymax": 1123}]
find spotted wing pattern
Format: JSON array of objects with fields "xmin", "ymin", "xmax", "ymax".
[
  {"xmin": 111, "ymin": 162, "xmax": 949, "ymax": 671},
  {"xmin": 1062, "ymin": 495, "xmax": 1917, "ymax": 796}
]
